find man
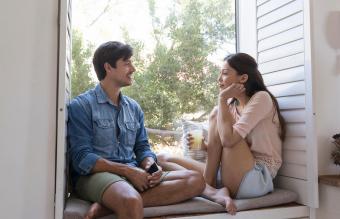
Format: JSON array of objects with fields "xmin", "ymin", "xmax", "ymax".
[{"xmin": 68, "ymin": 41, "xmax": 205, "ymax": 219}]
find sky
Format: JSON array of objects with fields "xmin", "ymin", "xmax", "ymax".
[{"xmin": 72, "ymin": 0, "xmax": 174, "ymax": 51}]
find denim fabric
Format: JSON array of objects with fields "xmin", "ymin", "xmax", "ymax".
[
  {"xmin": 68, "ymin": 84, "xmax": 156, "ymax": 185},
  {"xmin": 235, "ymin": 163, "xmax": 274, "ymax": 199}
]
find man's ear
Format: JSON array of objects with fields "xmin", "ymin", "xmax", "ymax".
[
  {"xmin": 104, "ymin": 62, "xmax": 112, "ymax": 73},
  {"xmin": 240, "ymin": 74, "xmax": 248, "ymax": 84}
]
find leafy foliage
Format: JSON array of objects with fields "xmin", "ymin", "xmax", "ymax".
[
  {"xmin": 71, "ymin": 29, "xmax": 96, "ymax": 98},
  {"xmin": 123, "ymin": 0, "xmax": 235, "ymax": 129}
]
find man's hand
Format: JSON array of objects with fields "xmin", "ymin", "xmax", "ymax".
[
  {"xmin": 125, "ymin": 167, "xmax": 150, "ymax": 192},
  {"xmin": 147, "ymin": 164, "xmax": 163, "ymax": 188},
  {"xmin": 140, "ymin": 157, "xmax": 163, "ymax": 188}
]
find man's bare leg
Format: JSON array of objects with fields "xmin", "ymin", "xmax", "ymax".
[
  {"xmin": 84, "ymin": 169, "xmax": 205, "ymax": 219},
  {"xmin": 84, "ymin": 181, "xmax": 143, "ymax": 219},
  {"xmin": 140, "ymin": 170, "xmax": 205, "ymax": 207},
  {"xmin": 84, "ymin": 203, "xmax": 111, "ymax": 219}
]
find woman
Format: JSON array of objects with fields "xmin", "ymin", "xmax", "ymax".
[{"xmin": 157, "ymin": 53, "xmax": 285, "ymax": 215}]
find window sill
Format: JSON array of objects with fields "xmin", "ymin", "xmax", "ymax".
[{"xmin": 319, "ymin": 175, "xmax": 340, "ymax": 188}]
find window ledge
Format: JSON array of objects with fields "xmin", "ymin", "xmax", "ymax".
[{"xmin": 319, "ymin": 175, "xmax": 340, "ymax": 187}]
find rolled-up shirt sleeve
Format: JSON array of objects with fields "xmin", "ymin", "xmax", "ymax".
[
  {"xmin": 233, "ymin": 91, "xmax": 273, "ymax": 138},
  {"xmin": 133, "ymin": 106, "xmax": 157, "ymax": 165},
  {"xmin": 68, "ymin": 98, "xmax": 100, "ymax": 175}
]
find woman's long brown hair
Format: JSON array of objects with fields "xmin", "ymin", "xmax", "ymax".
[{"xmin": 224, "ymin": 53, "xmax": 286, "ymax": 141}]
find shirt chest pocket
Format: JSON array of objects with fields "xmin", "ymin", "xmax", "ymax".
[
  {"xmin": 124, "ymin": 122, "xmax": 140, "ymax": 146},
  {"xmin": 93, "ymin": 119, "xmax": 115, "ymax": 146}
]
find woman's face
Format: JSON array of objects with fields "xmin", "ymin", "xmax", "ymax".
[{"xmin": 218, "ymin": 61, "xmax": 242, "ymax": 91}]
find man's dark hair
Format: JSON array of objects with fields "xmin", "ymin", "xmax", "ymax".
[{"xmin": 92, "ymin": 41, "xmax": 133, "ymax": 81}]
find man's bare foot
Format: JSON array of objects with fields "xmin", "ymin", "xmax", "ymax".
[
  {"xmin": 84, "ymin": 202, "xmax": 112, "ymax": 219},
  {"xmin": 202, "ymin": 185, "xmax": 237, "ymax": 215}
]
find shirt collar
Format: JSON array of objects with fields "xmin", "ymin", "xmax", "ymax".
[{"xmin": 94, "ymin": 84, "xmax": 128, "ymax": 106}]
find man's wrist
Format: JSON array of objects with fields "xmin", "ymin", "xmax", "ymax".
[
  {"xmin": 120, "ymin": 165, "xmax": 134, "ymax": 178},
  {"xmin": 141, "ymin": 157, "xmax": 155, "ymax": 169}
]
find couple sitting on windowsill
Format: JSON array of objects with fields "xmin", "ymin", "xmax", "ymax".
[{"xmin": 67, "ymin": 41, "xmax": 285, "ymax": 219}]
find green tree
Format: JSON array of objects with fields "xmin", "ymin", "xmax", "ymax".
[
  {"xmin": 123, "ymin": 0, "xmax": 235, "ymax": 129},
  {"xmin": 71, "ymin": 29, "xmax": 96, "ymax": 98}
]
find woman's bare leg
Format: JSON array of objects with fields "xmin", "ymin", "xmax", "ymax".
[
  {"xmin": 202, "ymin": 184, "xmax": 237, "ymax": 215},
  {"xmin": 220, "ymin": 140, "xmax": 255, "ymax": 197},
  {"xmin": 157, "ymin": 153, "xmax": 205, "ymax": 173},
  {"xmin": 204, "ymin": 110, "xmax": 223, "ymax": 187}
]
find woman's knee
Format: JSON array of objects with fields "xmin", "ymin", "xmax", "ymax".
[{"xmin": 209, "ymin": 106, "xmax": 218, "ymax": 121}]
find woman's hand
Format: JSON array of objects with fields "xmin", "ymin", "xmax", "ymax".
[
  {"xmin": 219, "ymin": 83, "xmax": 245, "ymax": 101},
  {"xmin": 186, "ymin": 133, "xmax": 207, "ymax": 151}
]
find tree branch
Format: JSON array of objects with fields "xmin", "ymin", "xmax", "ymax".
[{"xmin": 88, "ymin": 0, "xmax": 112, "ymax": 27}]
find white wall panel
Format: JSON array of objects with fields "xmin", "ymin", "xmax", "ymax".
[
  {"xmin": 258, "ymin": 11, "xmax": 303, "ymax": 40},
  {"xmin": 286, "ymin": 123, "xmax": 306, "ymax": 137},
  {"xmin": 258, "ymin": 25, "xmax": 303, "ymax": 52},
  {"xmin": 257, "ymin": 0, "xmax": 270, "ymax": 6},
  {"xmin": 283, "ymin": 136, "xmax": 306, "ymax": 151},
  {"xmin": 257, "ymin": 0, "xmax": 303, "ymax": 29},
  {"xmin": 277, "ymin": 95, "xmax": 305, "ymax": 110},
  {"xmin": 281, "ymin": 109, "xmax": 306, "ymax": 123},
  {"xmin": 259, "ymin": 52, "xmax": 304, "ymax": 74},
  {"xmin": 279, "ymin": 163, "xmax": 307, "ymax": 179},
  {"xmin": 258, "ymin": 0, "xmax": 296, "ymax": 18},
  {"xmin": 0, "ymin": 0, "xmax": 58, "ymax": 218},
  {"xmin": 283, "ymin": 150, "xmax": 307, "ymax": 165},
  {"xmin": 267, "ymin": 81, "xmax": 305, "ymax": 97},
  {"xmin": 258, "ymin": 39, "xmax": 304, "ymax": 63},
  {"xmin": 263, "ymin": 66, "xmax": 304, "ymax": 86}
]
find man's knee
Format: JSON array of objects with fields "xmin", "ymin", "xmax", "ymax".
[
  {"xmin": 102, "ymin": 184, "xmax": 143, "ymax": 218},
  {"xmin": 116, "ymin": 193, "xmax": 143, "ymax": 218},
  {"xmin": 121, "ymin": 193, "xmax": 143, "ymax": 210}
]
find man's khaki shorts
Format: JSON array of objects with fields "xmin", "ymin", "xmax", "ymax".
[{"xmin": 75, "ymin": 171, "xmax": 169, "ymax": 203}]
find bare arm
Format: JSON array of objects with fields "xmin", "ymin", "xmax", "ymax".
[
  {"xmin": 217, "ymin": 99, "xmax": 243, "ymax": 148},
  {"xmin": 217, "ymin": 83, "xmax": 244, "ymax": 148}
]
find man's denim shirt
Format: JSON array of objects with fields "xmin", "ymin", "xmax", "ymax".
[{"xmin": 68, "ymin": 84, "xmax": 156, "ymax": 184}]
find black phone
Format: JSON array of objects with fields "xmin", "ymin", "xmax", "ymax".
[{"xmin": 147, "ymin": 162, "xmax": 159, "ymax": 174}]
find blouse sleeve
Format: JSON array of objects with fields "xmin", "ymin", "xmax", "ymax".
[{"xmin": 233, "ymin": 91, "xmax": 274, "ymax": 138}]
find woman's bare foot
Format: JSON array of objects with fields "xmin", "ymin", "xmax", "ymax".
[
  {"xmin": 202, "ymin": 185, "xmax": 237, "ymax": 215},
  {"xmin": 84, "ymin": 202, "xmax": 112, "ymax": 219}
]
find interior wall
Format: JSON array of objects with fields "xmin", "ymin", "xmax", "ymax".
[
  {"xmin": 310, "ymin": 0, "xmax": 340, "ymax": 175},
  {"xmin": 0, "ymin": 0, "xmax": 58, "ymax": 219}
]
